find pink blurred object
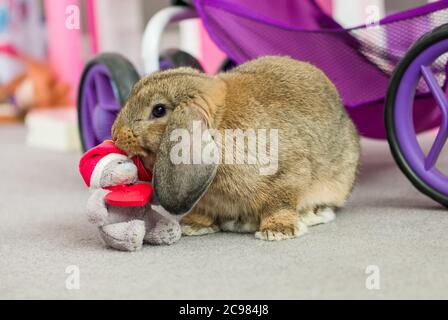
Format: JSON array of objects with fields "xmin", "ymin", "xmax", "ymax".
[
  {"xmin": 315, "ymin": 0, "xmax": 332, "ymax": 15},
  {"xmin": 44, "ymin": 0, "xmax": 83, "ymax": 103},
  {"xmin": 0, "ymin": 44, "xmax": 22, "ymax": 58},
  {"xmin": 86, "ymin": 0, "xmax": 99, "ymax": 55},
  {"xmin": 0, "ymin": 0, "xmax": 46, "ymax": 84},
  {"xmin": 199, "ymin": 21, "xmax": 226, "ymax": 74}
]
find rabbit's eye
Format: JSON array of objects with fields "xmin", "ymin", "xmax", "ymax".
[{"xmin": 151, "ymin": 104, "xmax": 167, "ymax": 118}]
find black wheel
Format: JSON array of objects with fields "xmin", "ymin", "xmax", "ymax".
[
  {"xmin": 171, "ymin": 0, "xmax": 193, "ymax": 6},
  {"xmin": 385, "ymin": 24, "xmax": 448, "ymax": 206},
  {"xmin": 77, "ymin": 53, "xmax": 140, "ymax": 151},
  {"xmin": 159, "ymin": 49, "xmax": 204, "ymax": 71},
  {"xmin": 218, "ymin": 58, "xmax": 237, "ymax": 72}
]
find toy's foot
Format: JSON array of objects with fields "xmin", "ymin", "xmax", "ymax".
[
  {"xmin": 145, "ymin": 219, "xmax": 181, "ymax": 245},
  {"xmin": 99, "ymin": 220, "xmax": 145, "ymax": 251},
  {"xmin": 255, "ymin": 209, "xmax": 307, "ymax": 241},
  {"xmin": 180, "ymin": 211, "xmax": 220, "ymax": 236},
  {"xmin": 301, "ymin": 207, "xmax": 335, "ymax": 226}
]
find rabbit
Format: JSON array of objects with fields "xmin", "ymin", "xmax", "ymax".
[{"xmin": 112, "ymin": 56, "xmax": 360, "ymax": 241}]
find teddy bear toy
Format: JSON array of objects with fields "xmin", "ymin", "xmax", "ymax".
[
  {"xmin": 0, "ymin": 46, "xmax": 70, "ymax": 122},
  {"xmin": 79, "ymin": 140, "xmax": 181, "ymax": 251}
]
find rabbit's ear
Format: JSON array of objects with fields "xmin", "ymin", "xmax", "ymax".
[{"xmin": 153, "ymin": 104, "xmax": 218, "ymax": 215}]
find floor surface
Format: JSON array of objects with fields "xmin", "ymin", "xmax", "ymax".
[{"xmin": 1, "ymin": 125, "xmax": 447, "ymax": 299}]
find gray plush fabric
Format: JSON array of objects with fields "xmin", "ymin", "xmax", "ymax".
[{"xmin": 1, "ymin": 125, "xmax": 448, "ymax": 299}]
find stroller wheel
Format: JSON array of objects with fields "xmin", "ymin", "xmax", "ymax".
[
  {"xmin": 77, "ymin": 53, "xmax": 140, "ymax": 151},
  {"xmin": 159, "ymin": 49, "xmax": 204, "ymax": 71},
  {"xmin": 385, "ymin": 24, "xmax": 448, "ymax": 206},
  {"xmin": 218, "ymin": 58, "xmax": 237, "ymax": 72}
]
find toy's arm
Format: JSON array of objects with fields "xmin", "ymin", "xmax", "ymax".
[{"xmin": 86, "ymin": 188, "xmax": 110, "ymax": 226}]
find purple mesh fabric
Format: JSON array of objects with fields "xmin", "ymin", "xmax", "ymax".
[{"xmin": 194, "ymin": 0, "xmax": 448, "ymax": 138}]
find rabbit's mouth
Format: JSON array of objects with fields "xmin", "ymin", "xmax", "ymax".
[
  {"xmin": 141, "ymin": 149, "xmax": 156, "ymax": 172},
  {"xmin": 114, "ymin": 126, "xmax": 147, "ymax": 157}
]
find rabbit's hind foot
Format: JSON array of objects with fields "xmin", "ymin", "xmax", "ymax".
[
  {"xmin": 300, "ymin": 206, "xmax": 335, "ymax": 227},
  {"xmin": 180, "ymin": 211, "xmax": 220, "ymax": 236},
  {"xmin": 255, "ymin": 209, "xmax": 307, "ymax": 241}
]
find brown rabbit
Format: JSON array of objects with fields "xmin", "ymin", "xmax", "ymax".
[{"xmin": 112, "ymin": 56, "xmax": 360, "ymax": 241}]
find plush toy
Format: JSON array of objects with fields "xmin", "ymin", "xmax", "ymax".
[
  {"xmin": 0, "ymin": 45, "xmax": 70, "ymax": 121},
  {"xmin": 79, "ymin": 140, "xmax": 181, "ymax": 251}
]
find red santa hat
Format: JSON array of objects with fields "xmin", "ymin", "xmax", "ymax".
[{"xmin": 79, "ymin": 140, "xmax": 152, "ymax": 189}]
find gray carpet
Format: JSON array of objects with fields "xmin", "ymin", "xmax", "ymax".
[{"xmin": 1, "ymin": 124, "xmax": 448, "ymax": 300}]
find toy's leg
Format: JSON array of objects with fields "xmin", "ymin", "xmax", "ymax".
[
  {"xmin": 180, "ymin": 210, "xmax": 220, "ymax": 236},
  {"xmin": 255, "ymin": 208, "xmax": 307, "ymax": 241},
  {"xmin": 300, "ymin": 206, "xmax": 335, "ymax": 227},
  {"xmin": 144, "ymin": 207, "xmax": 181, "ymax": 245},
  {"xmin": 99, "ymin": 220, "xmax": 145, "ymax": 251}
]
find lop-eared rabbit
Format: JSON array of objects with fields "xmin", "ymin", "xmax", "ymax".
[{"xmin": 112, "ymin": 56, "xmax": 360, "ymax": 241}]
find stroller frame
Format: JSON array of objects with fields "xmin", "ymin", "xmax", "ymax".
[{"xmin": 77, "ymin": 0, "xmax": 448, "ymax": 207}]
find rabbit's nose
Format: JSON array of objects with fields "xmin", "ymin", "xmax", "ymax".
[{"xmin": 114, "ymin": 126, "xmax": 146, "ymax": 157}]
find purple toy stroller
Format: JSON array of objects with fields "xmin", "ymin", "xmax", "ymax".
[{"xmin": 77, "ymin": 0, "xmax": 448, "ymax": 206}]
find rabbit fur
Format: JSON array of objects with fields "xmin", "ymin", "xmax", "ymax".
[{"xmin": 112, "ymin": 56, "xmax": 360, "ymax": 241}]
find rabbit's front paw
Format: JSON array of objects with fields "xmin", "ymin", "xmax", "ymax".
[
  {"xmin": 255, "ymin": 209, "xmax": 307, "ymax": 241},
  {"xmin": 180, "ymin": 211, "xmax": 220, "ymax": 236},
  {"xmin": 181, "ymin": 224, "xmax": 220, "ymax": 236}
]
